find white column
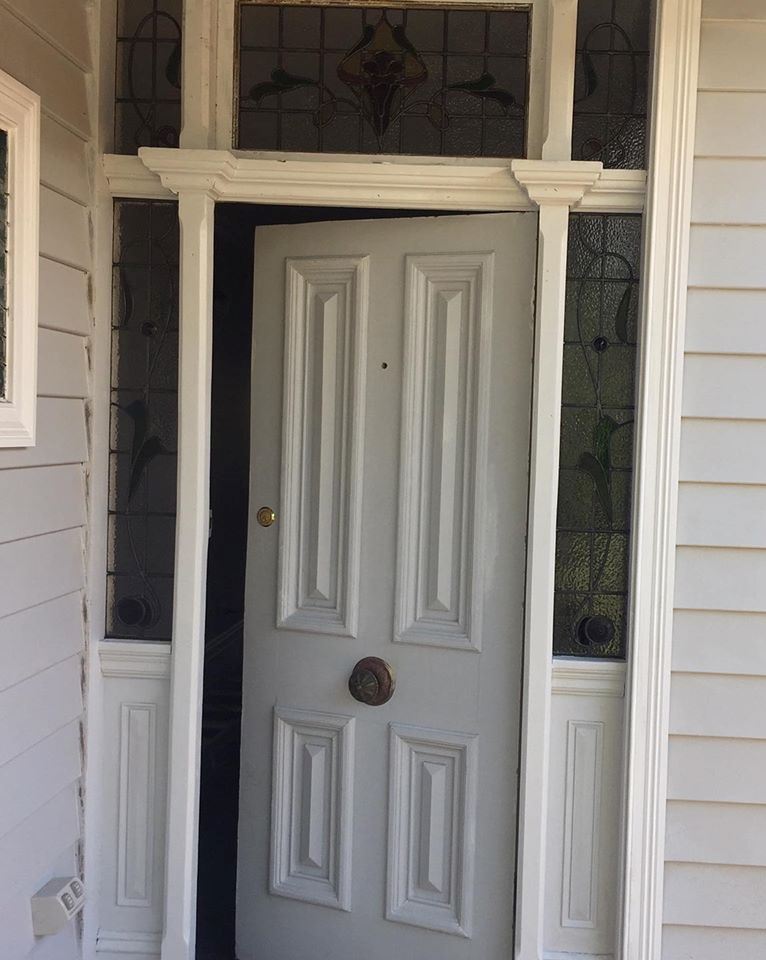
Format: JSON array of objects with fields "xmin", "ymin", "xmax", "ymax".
[
  {"xmin": 541, "ymin": 0, "xmax": 578, "ymax": 161},
  {"xmin": 511, "ymin": 160, "xmax": 601, "ymax": 960},
  {"xmin": 161, "ymin": 188, "xmax": 215, "ymax": 960},
  {"xmin": 180, "ymin": 0, "xmax": 218, "ymax": 148}
]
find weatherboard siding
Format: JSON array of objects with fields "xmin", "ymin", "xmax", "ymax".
[
  {"xmin": 0, "ymin": 2, "xmax": 94, "ymax": 957},
  {"xmin": 664, "ymin": 3, "xmax": 766, "ymax": 955}
]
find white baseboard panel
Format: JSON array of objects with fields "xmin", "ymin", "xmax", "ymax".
[
  {"xmin": 97, "ymin": 642, "xmax": 170, "ymax": 956},
  {"xmin": 545, "ymin": 661, "xmax": 625, "ymax": 959},
  {"xmin": 96, "ymin": 930, "xmax": 161, "ymax": 958}
]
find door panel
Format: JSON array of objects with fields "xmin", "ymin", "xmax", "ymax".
[{"xmin": 237, "ymin": 212, "xmax": 536, "ymax": 960}]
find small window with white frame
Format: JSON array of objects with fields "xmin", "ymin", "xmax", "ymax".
[{"xmin": 0, "ymin": 69, "xmax": 40, "ymax": 447}]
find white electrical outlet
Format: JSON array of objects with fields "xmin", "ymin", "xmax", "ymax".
[{"xmin": 31, "ymin": 877, "xmax": 85, "ymax": 936}]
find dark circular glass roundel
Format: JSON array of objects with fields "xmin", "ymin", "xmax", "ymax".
[
  {"xmin": 116, "ymin": 594, "xmax": 157, "ymax": 628},
  {"xmin": 576, "ymin": 614, "xmax": 615, "ymax": 648},
  {"xmin": 592, "ymin": 335, "xmax": 609, "ymax": 353}
]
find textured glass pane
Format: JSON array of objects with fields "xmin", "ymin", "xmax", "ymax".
[
  {"xmin": 553, "ymin": 213, "xmax": 642, "ymax": 659},
  {"xmin": 236, "ymin": 3, "xmax": 529, "ymax": 158},
  {"xmin": 572, "ymin": 0, "xmax": 650, "ymax": 169},
  {"xmin": 106, "ymin": 200, "xmax": 179, "ymax": 641},
  {"xmin": 114, "ymin": 0, "xmax": 182, "ymax": 153},
  {"xmin": 0, "ymin": 128, "xmax": 7, "ymax": 399}
]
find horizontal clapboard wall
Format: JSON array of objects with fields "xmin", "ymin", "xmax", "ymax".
[
  {"xmin": 0, "ymin": 0, "xmax": 93, "ymax": 957},
  {"xmin": 666, "ymin": 3, "xmax": 766, "ymax": 957}
]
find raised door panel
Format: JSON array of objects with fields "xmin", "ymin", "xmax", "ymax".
[
  {"xmin": 271, "ymin": 707, "xmax": 355, "ymax": 910},
  {"xmin": 387, "ymin": 724, "xmax": 478, "ymax": 938},
  {"xmin": 395, "ymin": 254, "xmax": 493, "ymax": 651},
  {"xmin": 278, "ymin": 257, "xmax": 369, "ymax": 637}
]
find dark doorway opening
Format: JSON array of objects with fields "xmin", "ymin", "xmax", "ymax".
[{"xmin": 196, "ymin": 202, "xmax": 471, "ymax": 960}]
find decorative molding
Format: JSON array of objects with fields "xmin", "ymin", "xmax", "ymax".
[
  {"xmin": 387, "ymin": 723, "xmax": 478, "ymax": 938},
  {"xmin": 100, "ymin": 642, "xmax": 172, "ymax": 680},
  {"xmin": 102, "ymin": 155, "xmax": 173, "ymax": 200},
  {"xmin": 395, "ymin": 254, "xmax": 493, "ymax": 652},
  {"xmin": 561, "ymin": 721, "xmax": 604, "ymax": 930},
  {"xmin": 619, "ymin": 2, "xmax": 702, "ymax": 958},
  {"xmin": 270, "ymin": 707, "xmax": 355, "ymax": 911},
  {"xmin": 577, "ymin": 169, "xmax": 648, "ymax": 213},
  {"xmin": 512, "ymin": 159, "xmax": 603, "ymax": 205},
  {"xmin": 117, "ymin": 703, "xmax": 157, "ymax": 908},
  {"xmin": 552, "ymin": 660, "xmax": 627, "ymax": 699},
  {"xmin": 105, "ymin": 150, "xmax": 647, "ymax": 212},
  {"xmin": 278, "ymin": 257, "xmax": 369, "ymax": 637},
  {"xmin": 96, "ymin": 930, "xmax": 161, "ymax": 958},
  {"xmin": 0, "ymin": 68, "xmax": 40, "ymax": 446}
]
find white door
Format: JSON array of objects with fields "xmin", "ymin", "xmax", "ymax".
[{"xmin": 237, "ymin": 211, "xmax": 536, "ymax": 960}]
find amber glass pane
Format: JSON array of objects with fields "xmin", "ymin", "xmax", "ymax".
[
  {"xmin": 572, "ymin": 0, "xmax": 650, "ymax": 169},
  {"xmin": 554, "ymin": 213, "xmax": 642, "ymax": 658},
  {"xmin": 107, "ymin": 200, "xmax": 179, "ymax": 640},
  {"xmin": 237, "ymin": 3, "xmax": 529, "ymax": 157},
  {"xmin": 114, "ymin": 0, "xmax": 183, "ymax": 153}
]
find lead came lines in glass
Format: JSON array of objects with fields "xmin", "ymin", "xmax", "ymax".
[
  {"xmin": 237, "ymin": 3, "xmax": 530, "ymax": 158},
  {"xmin": 554, "ymin": 213, "xmax": 642, "ymax": 659}
]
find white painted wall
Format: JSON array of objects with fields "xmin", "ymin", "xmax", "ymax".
[
  {"xmin": 664, "ymin": 2, "xmax": 766, "ymax": 956},
  {"xmin": 0, "ymin": 1, "xmax": 95, "ymax": 957}
]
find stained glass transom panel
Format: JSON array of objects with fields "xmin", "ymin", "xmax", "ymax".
[
  {"xmin": 236, "ymin": 3, "xmax": 530, "ymax": 157},
  {"xmin": 572, "ymin": 0, "xmax": 650, "ymax": 169},
  {"xmin": 107, "ymin": 200, "xmax": 179, "ymax": 641},
  {"xmin": 0, "ymin": 129, "xmax": 7, "ymax": 399},
  {"xmin": 114, "ymin": 0, "xmax": 183, "ymax": 153},
  {"xmin": 554, "ymin": 212, "xmax": 642, "ymax": 659}
]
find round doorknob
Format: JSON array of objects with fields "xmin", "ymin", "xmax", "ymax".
[{"xmin": 348, "ymin": 657, "xmax": 395, "ymax": 706}]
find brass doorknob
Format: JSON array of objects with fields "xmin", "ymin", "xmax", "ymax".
[{"xmin": 348, "ymin": 657, "xmax": 395, "ymax": 706}]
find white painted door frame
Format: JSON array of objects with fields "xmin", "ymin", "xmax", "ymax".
[{"xmin": 97, "ymin": 0, "xmax": 702, "ymax": 957}]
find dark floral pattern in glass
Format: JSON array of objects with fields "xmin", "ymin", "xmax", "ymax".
[
  {"xmin": 107, "ymin": 200, "xmax": 179, "ymax": 640},
  {"xmin": 572, "ymin": 0, "xmax": 650, "ymax": 169},
  {"xmin": 237, "ymin": 3, "xmax": 529, "ymax": 157},
  {"xmin": 554, "ymin": 213, "xmax": 642, "ymax": 659},
  {"xmin": 114, "ymin": 0, "xmax": 182, "ymax": 153},
  {"xmin": 0, "ymin": 129, "xmax": 7, "ymax": 398}
]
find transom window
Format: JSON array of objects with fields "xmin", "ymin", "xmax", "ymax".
[{"xmin": 236, "ymin": 2, "xmax": 531, "ymax": 157}]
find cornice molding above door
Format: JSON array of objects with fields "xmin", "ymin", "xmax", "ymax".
[{"xmin": 102, "ymin": 149, "xmax": 646, "ymax": 213}]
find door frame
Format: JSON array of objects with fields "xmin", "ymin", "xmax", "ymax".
[{"xmin": 97, "ymin": 1, "xmax": 703, "ymax": 958}]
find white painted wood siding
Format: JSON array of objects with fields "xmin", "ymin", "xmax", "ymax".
[
  {"xmin": 0, "ymin": 2, "xmax": 94, "ymax": 957},
  {"xmin": 665, "ymin": 3, "xmax": 766, "ymax": 955}
]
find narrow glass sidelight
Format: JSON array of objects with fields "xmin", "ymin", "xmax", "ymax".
[
  {"xmin": 114, "ymin": 0, "xmax": 183, "ymax": 153},
  {"xmin": 554, "ymin": 212, "xmax": 642, "ymax": 659},
  {"xmin": 572, "ymin": 0, "xmax": 651, "ymax": 169},
  {"xmin": 107, "ymin": 200, "xmax": 179, "ymax": 641},
  {"xmin": 236, "ymin": 2, "xmax": 530, "ymax": 157}
]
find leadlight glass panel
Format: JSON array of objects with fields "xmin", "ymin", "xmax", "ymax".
[
  {"xmin": 572, "ymin": 0, "xmax": 650, "ymax": 169},
  {"xmin": 0, "ymin": 129, "xmax": 7, "ymax": 399},
  {"xmin": 107, "ymin": 200, "xmax": 179, "ymax": 641},
  {"xmin": 114, "ymin": 0, "xmax": 182, "ymax": 153},
  {"xmin": 236, "ymin": 3, "xmax": 530, "ymax": 157},
  {"xmin": 554, "ymin": 212, "xmax": 641, "ymax": 659}
]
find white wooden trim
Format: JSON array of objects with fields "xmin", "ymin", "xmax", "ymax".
[
  {"xmin": 180, "ymin": 0, "xmax": 217, "ymax": 149},
  {"xmin": 512, "ymin": 160, "xmax": 601, "ymax": 960},
  {"xmin": 619, "ymin": 2, "xmax": 702, "ymax": 959},
  {"xmin": 100, "ymin": 642, "xmax": 172, "ymax": 680},
  {"xmin": 541, "ymin": 0, "xmax": 577, "ymax": 160},
  {"xmin": 160, "ymin": 189, "xmax": 215, "ymax": 960},
  {"xmin": 105, "ymin": 152, "xmax": 646, "ymax": 212},
  {"xmin": 0, "ymin": 68, "xmax": 39, "ymax": 446},
  {"xmin": 125, "ymin": 148, "xmax": 643, "ymax": 212},
  {"xmin": 101, "ymin": 155, "xmax": 174, "ymax": 200},
  {"xmin": 97, "ymin": 930, "xmax": 161, "ymax": 958},
  {"xmin": 552, "ymin": 660, "xmax": 627, "ymax": 699}
]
